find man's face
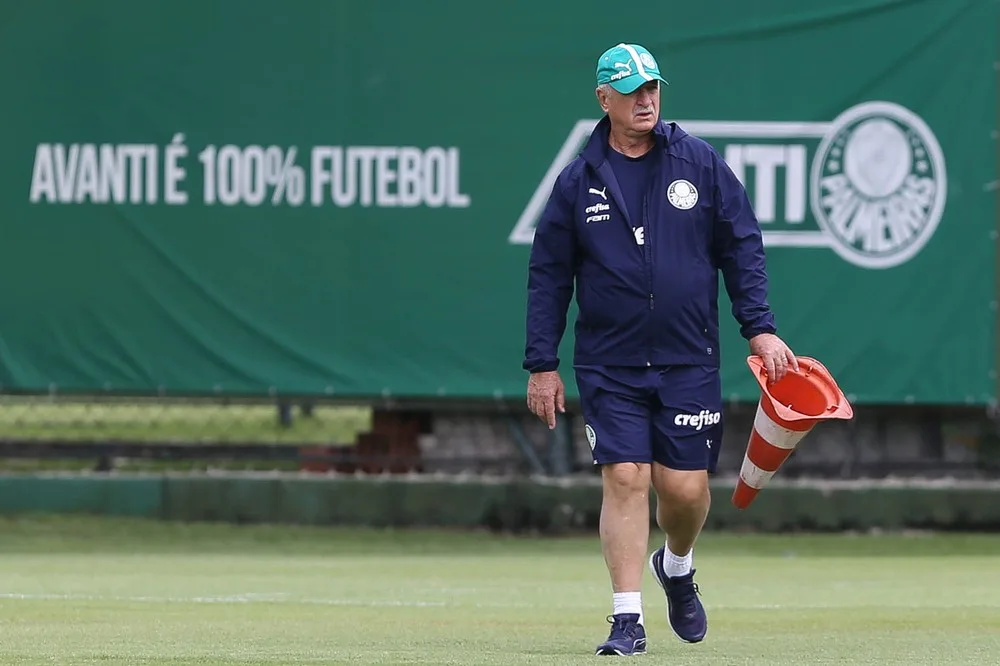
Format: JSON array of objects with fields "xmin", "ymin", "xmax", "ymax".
[{"xmin": 598, "ymin": 80, "xmax": 660, "ymax": 134}]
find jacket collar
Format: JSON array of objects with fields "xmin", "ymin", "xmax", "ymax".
[
  {"xmin": 580, "ymin": 115, "xmax": 681, "ymax": 228},
  {"xmin": 580, "ymin": 114, "xmax": 679, "ymax": 169}
]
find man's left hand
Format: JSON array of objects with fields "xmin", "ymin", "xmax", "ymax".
[{"xmin": 749, "ymin": 333, "xmax": 799, "ymax": 385}]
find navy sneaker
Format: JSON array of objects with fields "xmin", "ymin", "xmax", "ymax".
[
  {"xmin": 595, "ymin": 613, "xmax": 647, "ymax": 656},
  {"xmin": 649, "ymin": 547, "xmax": 707, "ymax": 643}
]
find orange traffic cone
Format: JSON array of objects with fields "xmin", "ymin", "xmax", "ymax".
[{"xmin": 732, "ymin": 355, "xmax": 854, "ymax": 510}]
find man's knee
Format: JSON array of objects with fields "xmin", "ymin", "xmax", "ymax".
[
  {"xmin": 652, "ymin": 465, "xmax": 710, "ymax": 507},
  {"xmin": 601, "ymin": 462, "xmax": 651, "ymax": 498}
]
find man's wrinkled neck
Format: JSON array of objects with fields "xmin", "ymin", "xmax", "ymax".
[{"xmin": 608, "ymin": 128, "xmax": 655, "ymax": 158}]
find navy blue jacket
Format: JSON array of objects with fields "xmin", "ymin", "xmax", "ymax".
[{"xmin": 523, "ymin": 115, "xmax": 776, "ymax": 373}]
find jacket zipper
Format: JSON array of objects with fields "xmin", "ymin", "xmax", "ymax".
[{"xmin": 642, "ymin": 189, "xmax": 653, "ymax": 366}]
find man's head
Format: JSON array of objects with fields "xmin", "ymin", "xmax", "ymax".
[{"xmin": 595, "ymin": 43, "xmax": 668, "ymax": 135}]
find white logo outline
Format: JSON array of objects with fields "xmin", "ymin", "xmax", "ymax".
[
  {"xmin": 588, "ymin": 186, "xmax": 607, "ymax": 200},
  {"xmin": 508, "ymin": 100, "xmax": 948, "ymax": 271},
  {"xmin": 809, "ymin": 101, "xmax": 946, "ymax": 270}
]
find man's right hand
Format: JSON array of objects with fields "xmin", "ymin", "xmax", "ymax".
[{"xmin": 527, "ymin": 370, "xmax": 566, "ymax": 430}]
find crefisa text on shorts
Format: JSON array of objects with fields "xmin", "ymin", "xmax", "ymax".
[{"xmin": 674, "ymin": 410, "xmax": 722, "ymax": 431}]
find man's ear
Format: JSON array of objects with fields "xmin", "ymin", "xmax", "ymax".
[{"xmin": 595, "ymin": 87, "xmax": 609, "ymax": 113}]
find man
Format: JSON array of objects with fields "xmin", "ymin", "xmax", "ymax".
[{"xmin": 522, "ymin": 43, "xmax": 797, "ymax": 656}]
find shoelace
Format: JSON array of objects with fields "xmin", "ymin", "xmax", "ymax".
[
  {"xmin": 667, "ymin": 580, "xmax": 702, "ymax": 615},
  {"xmin": 605, "ymin": 615, "xmax": 640, "ymax": 638}
]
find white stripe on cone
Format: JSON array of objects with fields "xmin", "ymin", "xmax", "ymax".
[
  {"xmin": 752, "ymin": 402, "xmax": 809, "ymax": 450},
  {"xmin": 734, "ymin": 401, "xmax": 813, "ymax": 504},
  {"xmin": 738, "ymin": 456, "xmax": 776, "ymax": 491}
]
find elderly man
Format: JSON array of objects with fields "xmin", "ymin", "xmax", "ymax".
[{"xmin": 523, "ymin": 42, "xmax": 797, "ymax": 656}]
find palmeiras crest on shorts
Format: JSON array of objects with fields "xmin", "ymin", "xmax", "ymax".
[
  {"xmin": 585, "ymin": 424, "xmax": 597, "ymax": 450},
  {"xmin": 810, "ymin": 101, "xmax": 946, "ymax": 270},
  {"xmin": 667, "ymin": 179, "xmax": 698, "ymax": 210}
]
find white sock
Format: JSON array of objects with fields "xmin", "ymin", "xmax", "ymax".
[
  {"xmin": 662, "ymin": 545, "xmax": 693, "ymax": 578},
  {"xmin": 612, "ymin": 591, "xmax": 644, "ymax": 626}
]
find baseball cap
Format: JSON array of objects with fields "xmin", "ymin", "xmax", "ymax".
[{"xmin": 596, "ymin": 43, "xmax": 669, "ymax": 94}]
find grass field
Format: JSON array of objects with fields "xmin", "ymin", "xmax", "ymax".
[
  {"xmin": 0, "ymin": 516, "xmax": 998, "ymax": 664},
  {"xmin": 0, "ymin": 396, "xmax": 371, "ymax": 444},
  {"xmin": 0, "ymin": 397, "xmax": 371, "ymax": 472}
]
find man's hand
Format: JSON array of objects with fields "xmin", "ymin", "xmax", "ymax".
[
  {"xmin": 527, "ymin": 370, "xmax": 566, "ymax": 430},
  {"xmin": 749, "ymin": 333, "xmax": 799, "ymax": 385}
]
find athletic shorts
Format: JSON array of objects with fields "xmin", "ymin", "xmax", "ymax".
[{"xmin": 575, "ymin": 364, "xmax": 724, "ymax": 473}]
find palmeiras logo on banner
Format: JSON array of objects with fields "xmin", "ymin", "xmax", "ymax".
[{"xmin": 509, "ymin": 101, "xmax": 947, "ymax": 270}]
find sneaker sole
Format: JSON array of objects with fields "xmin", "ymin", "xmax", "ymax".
[
  {"xmin": 648, "ymin": 550, "xmax": 708, "ymax": 644},
  {"xmin": 595, "ymin": 637, "xmax": 647, "ymax": 656},
  {"xmin": 595, "ymin": 646, "xmax": 647, "ymax": 656}
]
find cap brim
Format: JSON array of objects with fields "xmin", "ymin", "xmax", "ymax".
[{"xmin": 609, "ymin": 74, "xmax": 669, "ymax": 94}]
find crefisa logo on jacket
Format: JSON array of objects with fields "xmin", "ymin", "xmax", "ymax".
[{"xmin": 509, "ymin": 101, "xmax": 947, "ymax": 270}]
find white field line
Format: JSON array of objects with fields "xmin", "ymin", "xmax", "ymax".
[{"xmin": 0, "ymin": 592, "xmax": 996, "ymax": 610}]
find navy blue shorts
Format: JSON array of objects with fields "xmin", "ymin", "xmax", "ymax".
[{"xmin": 575, "ymin": 365, "xmax": 724, "ymax": 472}]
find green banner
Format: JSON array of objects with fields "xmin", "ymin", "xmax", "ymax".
[{"xmin": 0, "ymin": 0, "xmax": 995, "ymax": 404}]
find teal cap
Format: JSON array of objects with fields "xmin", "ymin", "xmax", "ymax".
[{"xmin": 596, "ymin": 43, "xmax": 669, "ymax": 94}]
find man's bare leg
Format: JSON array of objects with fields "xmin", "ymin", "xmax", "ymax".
[
  {"xmin": 600, "ymin": 462, "xmax": 651, "ymax": 624},
  {"xmin": 647, "ymin": 463, "xmax": 711, "ymax": 643},
  {"xmin": 651, "ymin": 465, "xmax": 710, "ymax": 564}
]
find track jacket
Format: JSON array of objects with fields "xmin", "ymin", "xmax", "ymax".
[{"xmin": 523, "ymin": 114, "xmax": 776, "ymax": 373}]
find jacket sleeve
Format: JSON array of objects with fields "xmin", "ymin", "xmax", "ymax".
[
  {"xmin": 523, "ymin": 172, "xmax": 577, "ymax": 373},
  {"xmin": 711, "ymin": 151, "xmax": 778, "ymax": 340}
]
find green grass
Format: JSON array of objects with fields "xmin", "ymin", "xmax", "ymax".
[
  {"xmin": 0, "ymin": 516, "xmax": 998, "ymax": 664},
  {"xmin": 0, "ymin": 396, "xmax": 370, "ymax": 444},
  {"xmin": 0, "ymin": 397, "xmax": 372, "ymax": 472}
]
